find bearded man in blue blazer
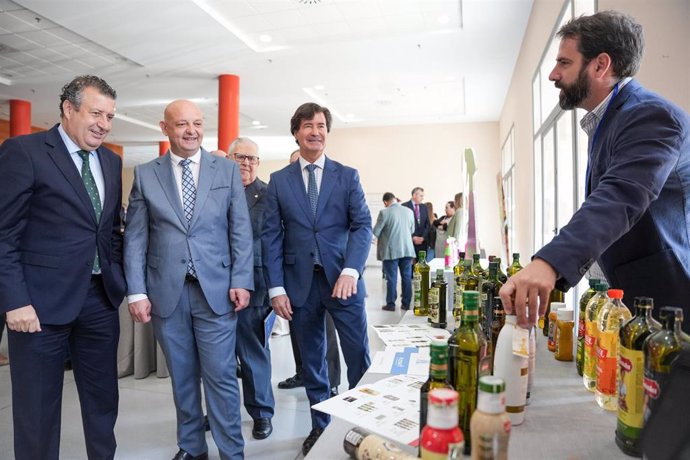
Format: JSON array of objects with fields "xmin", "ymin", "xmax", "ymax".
[
  {"xmin": 500, "ymin": 11, "xmax": 690, "ymax": 330},
  {"xmin": 125, "ymin": 100, "xmax": 253, "ymax": 460},
  {"xmin": 0, "ymin": 75, "xmax": 126, "ymax": 460},
  {"xmin": 262, "ymin": 102, "xmax": 372, "ymax": 455}
]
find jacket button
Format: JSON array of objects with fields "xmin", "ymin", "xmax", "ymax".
[{"xmin": 181, "ymin": 259, "xmax": 186, "ymax": 264}]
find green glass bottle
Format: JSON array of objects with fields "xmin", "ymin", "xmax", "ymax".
[
  {"xmin": 453, "ymin": 260, "xmax": 478, "ymax": 325},
  {"xmin": 471, "ymin": 253, "xmax": 486, "ymax": 280},
  {"xmin": 453, "ymin": 290, "xmax": 489, "ymax": 456},
  {"xmin": 413, "ymin": 251, "xmax": 430, "ymax": 316},
  {"xmin": 507, "ymin": 252, "xmax": 523, "ymax": 277},
  {"xmin": 490, "ymin": 296, "xmax": 506, "ymax": 371},
  {"xmin": 480, "ymin": 262, "xmax": 503, "ymax": 347},
  {"xmin": 576, "ymin": 278, "xmax": 600, "ymax": 376},
  {"xmin": 541, "ymin": 288, "xmax": 565, "ymax": 336},
  {"xmin": 615, "ymin": 297, "xmax": 661, "ymax": 457},
  {"xmin": 643, "ymin": 307, "xmax": 690, "ymax": 422},
  {"xmin": 494, "ymin": 257, "xmax": 508, "ymax": 284},
  {"xmin": 419, "ymin": 341, "xmax": 453, "ymax": 435},
  {"xmin": 429, "ymin": 269, "xmax": 447, "ymax": 329}
]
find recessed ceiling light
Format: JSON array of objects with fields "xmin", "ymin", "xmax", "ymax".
[
  {"xmin": 252, "ymin": 120, "xmax": 261, "ymax": 126},
  {"xmin": 259, "ymin": 34, "xmax": 272, "ymax": 43},
  {"xmin": 314, "ymin": 85, "xmax": 325, "ymax": 90},
  {"xmin": 437, "ymin": 15, "xmax": 450, "ymax": 25}
]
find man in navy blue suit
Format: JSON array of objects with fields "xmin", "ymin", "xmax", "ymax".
[
  {"xmin": 500, "ymin": 11, "xmax": 690, "ymax": 329},
  {"xmin": 402, "ymin": 187, "xmax": 431, "ymax": 260},
  {"xmin": 0, "ymin": 75, "xmax": 126, "ymax": 460},
  {"xmin": 262, "ymin": 102, "xmax": 372, "ymax": 455}
]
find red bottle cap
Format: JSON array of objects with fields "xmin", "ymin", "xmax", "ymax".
[{"xmin": 608, "ymin": 289, "xmax": 624, "ymax": 299}]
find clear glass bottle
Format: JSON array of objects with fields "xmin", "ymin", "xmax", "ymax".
[
  {"xmin": 583, "ymin": 282, "xmax": 609, "ymax": 392},
  {"xmin": 576, "ymin": 278, "xmax": 600, "ymax": 376},
  {"xmin": 595, "ymin": 289, "xmax": 632, "ymax": 411},
  {"xmin": 413, "ymin": 250, "xmax": 430, "ymax": 316},
  {"xmin": 615, "ymin": 297, "xmax": 661, "ymax": 457}
]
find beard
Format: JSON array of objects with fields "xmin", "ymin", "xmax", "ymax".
[{"xmin": 557, "ymin": 65, "xmax": 591, "ymax": 110}]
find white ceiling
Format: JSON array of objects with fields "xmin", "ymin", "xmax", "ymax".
[{"xmin": 0, "ymin": 0, "xmax": 533, "ymax": 166}]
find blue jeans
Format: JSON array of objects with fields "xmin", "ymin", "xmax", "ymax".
[{"xmin": 382, "ymin": 258, "xmax": 413, "ymax": 307}]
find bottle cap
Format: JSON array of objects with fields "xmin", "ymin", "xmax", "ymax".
[
  {"xmin": 634, "ymin": 297, "xmax": 654, "ymax": 309},
  {"xmin": 512, "ymin": 252, "xmax": 520, "ymax": 258},
  {"xmin": 436, "ymin": 269, "xmax": 444, "ymax": 278},
  {"xmin": 557, "ymin": 308, "xmax": 574, "ymax": 321},
  {"xmin": 479, "ymin": 375, "xmax": 505, "ymax": 394},
  {"xmin": 588, "ymin": 278, "xmax": 600, "ymax": 288},
  {"xmin": 419, "ymin": 250, "xmax": 426, "ymax": 259},
  {"xmin": 608, "ymin": 289, "xmax": 624, "ymax": 299},
  {"xmin": 595, "ymin": 282, "xmax": 609, "ymax": 292}
]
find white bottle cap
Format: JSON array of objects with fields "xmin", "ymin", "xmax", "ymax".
[
  {"xmin": 557, "ymin": 308, "xmax": 574, "ymax": 321},
  {"xmin": 550, "ymin": 302, "xmax": 566, "ymax": 312}
]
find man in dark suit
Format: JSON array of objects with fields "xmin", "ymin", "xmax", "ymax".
[
  {"xmin": 228, "ymin": 137, "xmax": 274, "ymax": 440},
  {"xmin": 500, "ymin": 11, "xmax": 690, "ymax": 329},
  {"xmin": 262, "ymin": 103, "xmax": 372, "ymax": 455},
  {"xmin": 125, "ymin": 100, "xmax": 253, "ymax": 460},
  {"xmin": 278, "ymin": 149, "xmax": 342, "ymax": 397},
  {"xmin": 0, "ymin": 75, "xmax": 126, "ymax": 460},
  {"xmin": 402, "ymin": 187, "xmax": 431, "ymax": 259}
]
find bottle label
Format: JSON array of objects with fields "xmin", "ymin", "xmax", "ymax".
[
  {"xmin": 413, "ymin": 273, "xmax": 421, "ymax": 308},
  {"xmin": 595, "ymin": 332, "xmax": 617, "ymax": 396},
  {"xmin": 583, "ymin": 319, "xmax": 598, "ymax": 380},
  {"xmin": 547, "ymin": 319, "xmax": 557, "ymax": 349},
  {"xmin": 643, "ymin": 368, "xmax": 666, "ymax": 421},
  {"xmin": 420, "ymin": 440, "xmax": 464, "ymax": 460},
  {"xmin": 475, "ymin": 432, "xmax": 509, "ymax": 459},
  {"xmin": 429, "ymin": 287, "xmax": 440, "ymax": 322},
  {"xmin": 454, "ymin": 285, "xmax": 463, "ymax": 310},
  {"xmin": 511, "ymin": 325, "xmax": 530, "ymax": 358},
  {"xmin": 617, "ymin": 346, "xmax": 645, "ymax": 437}
]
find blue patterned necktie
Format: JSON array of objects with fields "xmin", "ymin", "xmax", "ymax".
[
  {"xmin": 180, "ymin": 159, "xmax": 197, "ymax": 278},
  {"xmin": 78, "ymin": 150, "xmax": 102, "ymax": 272},
  {"xmin": 306, "ymin": 164, "xmax": 322, "ymax": 265}
]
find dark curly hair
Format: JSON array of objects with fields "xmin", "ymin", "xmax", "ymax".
[{"xmin": 59, "ymin": 75, "xmax": 116, "ymax": 117}]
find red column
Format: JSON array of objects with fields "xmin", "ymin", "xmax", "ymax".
[
  {"xmin": 10, "ymin": 99, "xmax": 31, "ymax": 137},
  {"xmin": 159, "ymin": 141, "xmax": 170, "ymax": 156},
  {"xmin": 218, "ymin": 74, "xmax": 240, "ymax": 153}
]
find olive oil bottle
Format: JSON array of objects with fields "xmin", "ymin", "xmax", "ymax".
[
  {"xmin": 453, "ymin": 290, "xmax": 489, "ymax": 456},
  {"xmin": 494, "ymin": 257, "xmax": 508, "ymax": 284},
  {"xmin": 453, "ymin": 260, "xmax": 479, "ymax": 325},
  {"xmin": 429, "ymin": 269, "xmax": 447, "ymax": 329},
  {"xmin": 507, "ymin": 253, "xmax": 523, "ymax": 277},
  {"xmin": 420, "ymin": 341, "xmax": 453, "ymax": 435},
  {"xmin": 413, "ymin": 251, "xmax": 430, "ymax": 316},
  {"xmin": 615, "ymin": 297, "xmax": 661, "ymax": 457}
]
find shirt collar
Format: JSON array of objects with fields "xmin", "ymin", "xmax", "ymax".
[
  {"xmin": 58, "ymin": 124, "xmax": 93, "ymax": 155},
  {"xmin": 169, "ymin": 149, "xmax": 202, "ymax": 166},
  {"xmin": 580, "ymin": 77, "xmax": 632, "ymax": 135},
  {"xmin": 298, "ymin": 152, "xmax": 326, "ymax": 171}
]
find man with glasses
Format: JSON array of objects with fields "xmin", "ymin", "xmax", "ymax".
[{"xmin": 228, "ymin": 137, "xmax": 275, "ymax": 440}]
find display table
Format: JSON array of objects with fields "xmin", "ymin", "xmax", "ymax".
[{"xmin": 306, "ymin": 312, "xmax": 630, "ymax": 459}]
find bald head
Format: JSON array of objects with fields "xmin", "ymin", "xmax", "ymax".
[{"xmin": 160, "ymin": 100, "xmax": 204, "ymax": 158}]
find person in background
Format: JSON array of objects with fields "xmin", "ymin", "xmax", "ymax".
[
  {"xmin": 446, "ymin": 192, "xmax": 465, "ymax": 249},
  {"xmin": 373, "ymin": 192, "xmax": 416, "ymax": 311},
  {"xmin": 402, "ymin": 187, "xmax": 431, "ymax": 261},
  {"xmin": 277, "ymin": 149, "xmax": 342, "ymax": 399},
  {"xmin": 433, "ymin": 201, "xmax": 456, "ymax": 257},
  {"xmin": 425, "ymin": 201, "xmax": 438, "ymax": 259},
  {"xmin": 262, "ymin": 103, "xmax": 372, "ymax": 455},
  {"xmin": 0, "ymin": 75, "xmax": 126, "ymax": 460},
  {"xmin": 228, "ymin": 137, "xmax": 275, "ymax": 440},
  {"xmin": 125, "ymin": 99, "xmax": 252, "ymax": 460},
  {"xmin": 500, "ymin": 11, "xmax": 690, "ymax": 329}
]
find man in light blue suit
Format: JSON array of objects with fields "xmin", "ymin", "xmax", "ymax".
[
  {"xmin": 501, "ymin": 11, "xmax": 690, "ymax": 330},
  {"xmin": 124, "ymin": 100, "xmax": 253, "ymax": 460},
  {"xmin": 262, "ymin": 102, "xmax": 372, "ymax": 455},
  {"xmin": 373, "ymin": 192, "xmax": 416, "ymax": 311}
]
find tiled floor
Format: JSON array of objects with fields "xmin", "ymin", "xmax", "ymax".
[{"xmin": 0, "ymin": 267, "xmax": 399, "ymax": 460}]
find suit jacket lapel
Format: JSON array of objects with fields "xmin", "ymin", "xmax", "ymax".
[
  {"xmin": 44, "ymin": 126, "xmax": 98, "ymax": 225},
  {"xmin": 287, "ymin": 162, "xmax": 314, "ymax": 223},
  {"xmin": 316, "ymin": 157, "xmax": 337, "ymax": 220},
  {"xmin": 245, "ymin": 179, "xmax": 263, "ymax": 209},
  {"xmin": 153, "ymin": 153, "xmax": 188, "ymax": 228},
  {"xmin": 190, "ymin": 150, "xmax": 216, "ymax": 228},
  {"xmin": 96, "ymin": 147, "xmax": 117, "ymax": 229}
]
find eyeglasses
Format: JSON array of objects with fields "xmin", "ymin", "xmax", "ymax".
[{"xmin": 234, "ymin": 153, "xmax": 260, "ymax": 164}]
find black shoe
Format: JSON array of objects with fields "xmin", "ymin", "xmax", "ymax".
[
  {"xmin": 252, "ymin": 417, "xmax": 273, "ymax": 440},
  {"xmin": 203, "ymin": 415, "xmax": 210, "ymax": 432},
  {"xmin": 302, "ymin": 427, "xmax": 325, "ymax": 456},
  {"xmin": 330, "ymin": 386, "xmax": 339, "ymax": 398},
  {"xmin": 172, "ymin": 449, "xmax": 208, "ymax": 460},
  {"xmin": 401, "ymin": 305, "xmax": 410, "ymax": 311},
  {"xmin": 278, "ymin": 374, "xmax": 303, "ymax": 389},
  {"xmin": 381, "ymin": 305, "xmax": 395, "ymax": 311}
]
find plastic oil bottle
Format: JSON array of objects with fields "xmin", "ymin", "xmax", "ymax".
[
  {"xmin": 595, "ymin": 289, "xmax": 631, "ymax": 411},
  {"xmin": 583, "ymin": 282, "xmax": 609, "ymax": 392},
  {"xmin": 554, "ymin": 308, "xmax": 575, "ymax": 362},
  {"xmin": 577, "ymin": 278, "xmax": 600, "ymax": 376}
]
